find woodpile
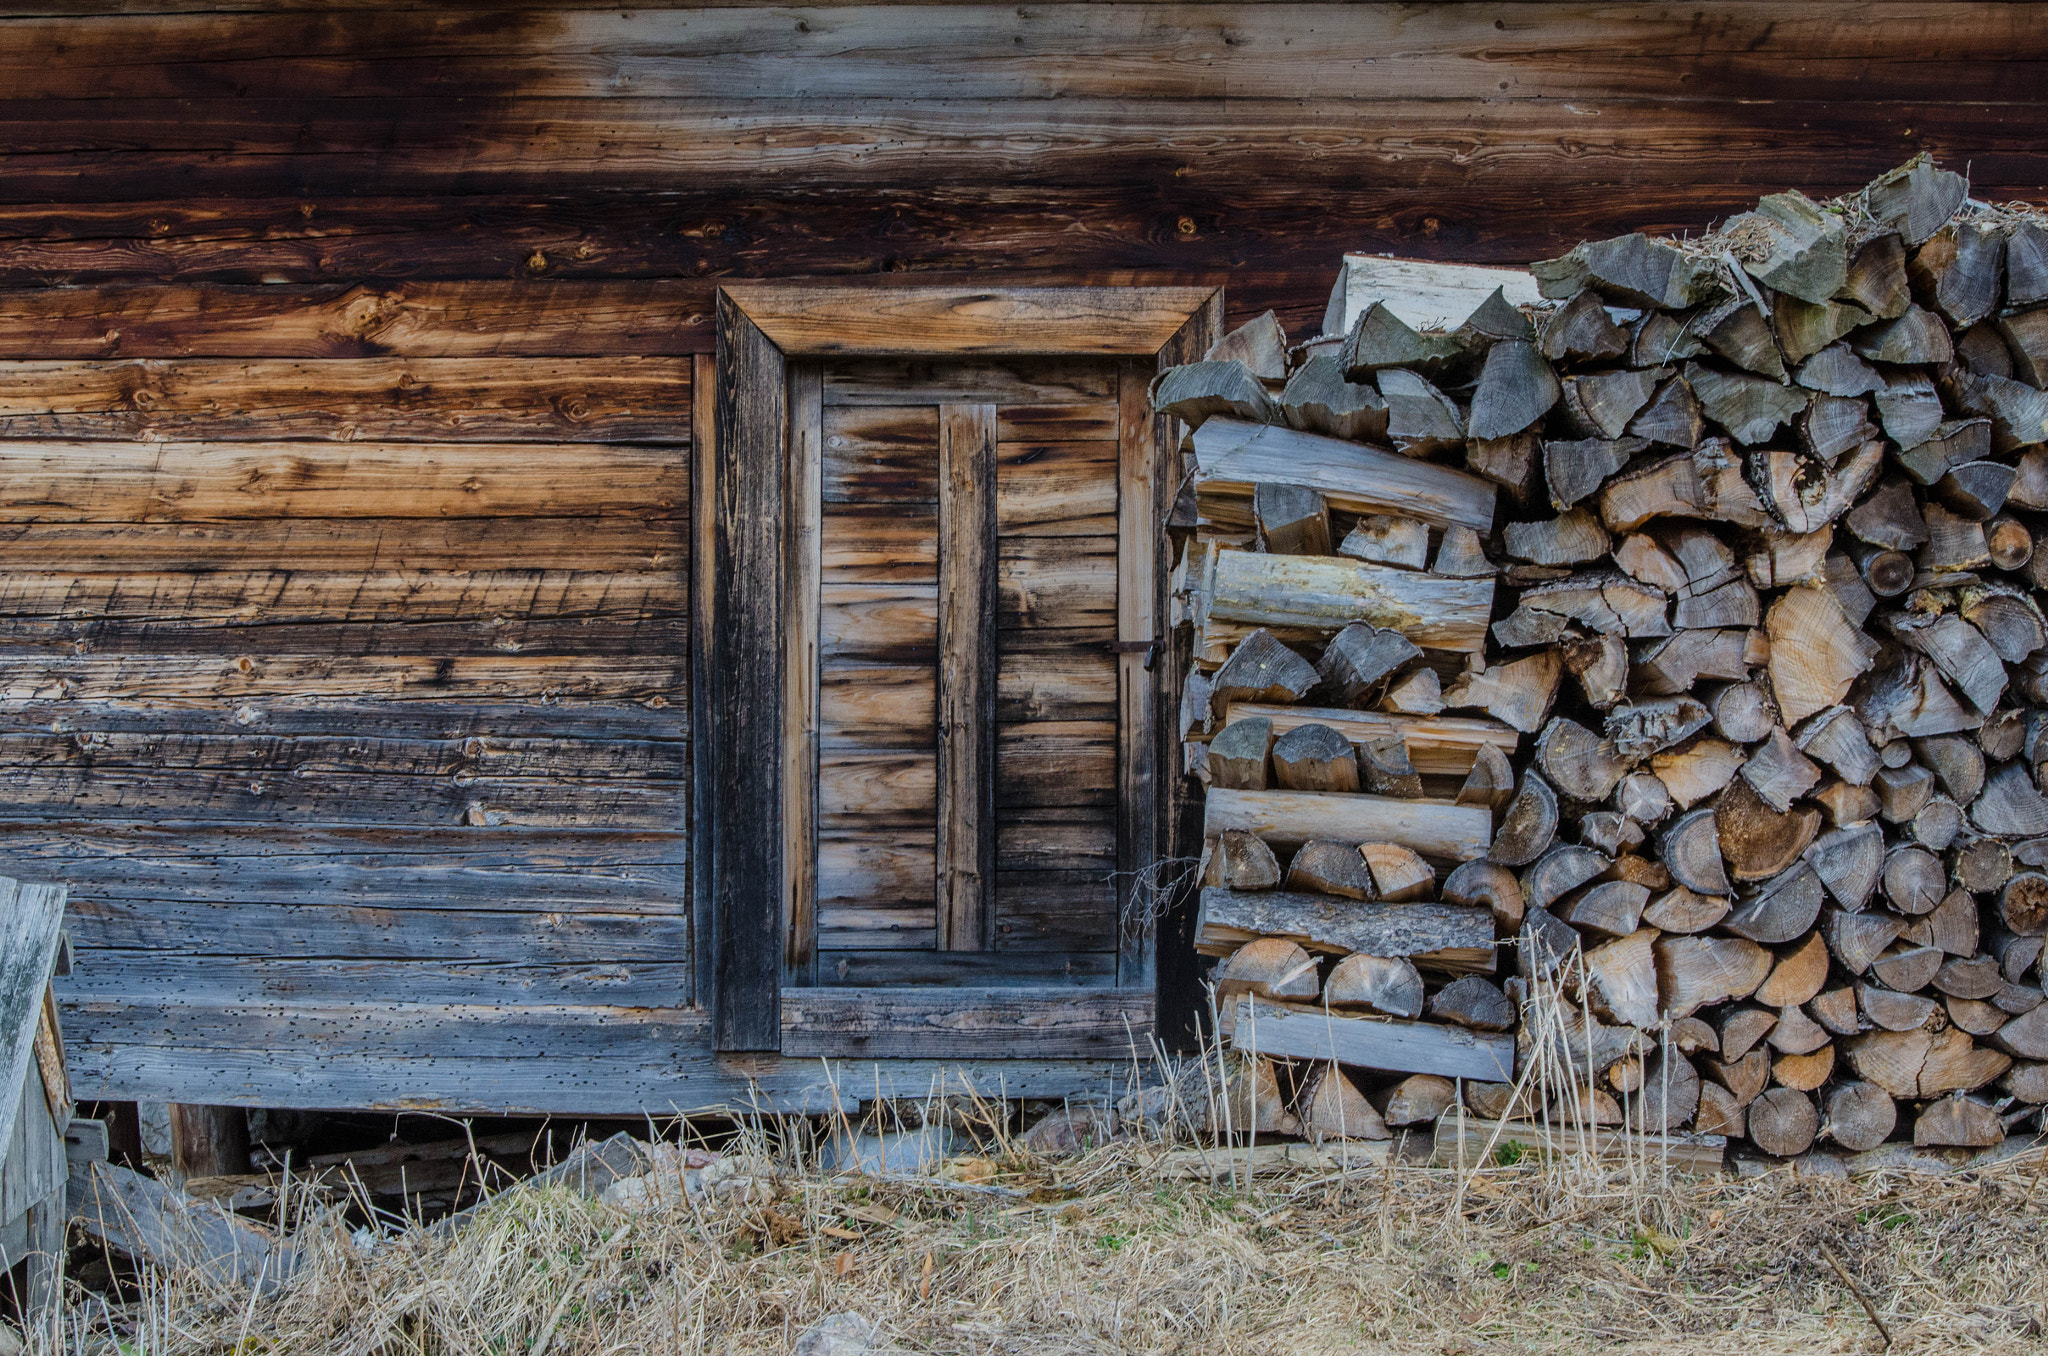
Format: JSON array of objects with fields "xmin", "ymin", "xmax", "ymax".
[{"xmin": 1163, "ymin": 156, "xmax": 2048, "ymax": 1160}]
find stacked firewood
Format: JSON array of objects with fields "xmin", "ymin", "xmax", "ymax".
[{"xmin": 1162, "ymin": 155, "xmax": 2048, "ymax": 1159}]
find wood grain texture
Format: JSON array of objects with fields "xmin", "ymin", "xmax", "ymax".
[
  {"xmin": 784, "ymin": 362, "xmax": 823, "ymax": 984},
  {"xmin": 0, "ymin": 879, "xmax": 65, "ymax": 1158},
  {"xmin": 782, "ymin": 985, "xmax": 1151, "ymax": 1058},
  {"xmin": 1116, "ymin": 359, "xmax": 1162, "ymax": 989},
  {"xmin": 710, "ymin": 292, "xmax": 784, "ymax": 1051},
  {"xmin": 692, "ymin": 284, "xmax": 1218, "ymax": 356},
  {"xmin": 689, "ymin": 351, "xmax": 717, "ymax": 1011},
  {"xmin": 0, "ymin": 358, "xmax": 693, "ymax": 443},
  {"xmin": 0, "ymin": 440, "xmax": 687, "ymax": 520},
  {"xmin": 937, "ymin": 402, "xmax": 997, "ymax": 950}
]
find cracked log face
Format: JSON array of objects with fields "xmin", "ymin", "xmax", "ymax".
[{"xmin": 1169, "ymin": 157, "xmax": 2048, "ymax": 1162}]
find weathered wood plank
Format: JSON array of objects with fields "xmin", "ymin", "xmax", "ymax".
[
  {"xmin": 816, "ymin": 949, "xmax": 1117, "ymax": 988},
  {"xmin": 997, "ymin": 721, "xmax": 1118, "ymax": 807},
  {"xmin": 823, "ymin": 358, "xmax": 1116, "ymax": 407},
  {"xmin": 997, "ymin": 807, "xmax": 1116, "ymax": 869},
  {"xmin": 1195, "ymin": 887, "xmax": 1496, "ymax": 972},
  {"xmin": 0, "ymin": 570, "xmax": 686, "ymax": 624},
  {"xmin": 3, "ymin": 7, "xmax": 2040, "ymax": 107},
  {"xmin": 784, "ymin": 362, "xmax": 823, "ymax": 986},
  {"xmin": 0, "ymin": 653, "xmax": 685, "ymax": 702},
  {"xmin": 0, "ymin": 440, "xmax": 686, "ymax": 520},
  {"xmin": 938, "ymin": 401, "xmax": 997, "ymax": 951},
  {"xmin": 0, "ymin": 517, "xmax": 684, "ymax": 573},
  {"xmin": 726, "ymin": 284, "xmax": 1218, "ymax": 357},
  {"xmin": 782, "ymin": 986, "xmax": 1151, "ymax": 1059},
  {"xmin": 997, "ymin": 439, "xmax": 1118, "ymax": 536},
  {"xmin": 818, "ymin": 750, "xmax": 937, "ymax": 826},
  {"xmin": 0, "ymin": 879, "xmax": 64, "ymax": 1157},
  {"xmin": 1230, "ymin": 997, "xmax": 1515, "ymax": 1083},
  {"xmin": 996, "ymin": 869, "xmax": 1119, "ymax": 951},
  {"xmin": 997, "ymin": 648, "xmax": 1116, "ymax": 723},
  {"xmin": 0, "ymin": 358, "xmax": 692, "ymax": 443},
  {"xmin": 1202, "ymin": 549, "xmax": 1494, "ymax": 655},
  {"xmin": 710, "ymin": 291, "xmax": 784, "ymax": 1051},
  {"xmin": 690, "ymin": 351, "xmax": 717, "ymax": 1012},
  {"xmin": 822, "ymin": 403, "xmax": 937, "ymax": 504},
  {"xmin": 819, "ymin": 583, "xmax": 937, "ymax": 663},
  {"xmin": 62, "ymin": 955, "xmax": 692, "ymax": 1007},
  {"xmin": 999, "ymin": 536, "xmax": 1118, "ymax": 629},
  {"xmin": 820, "ymin": 663, "xmax": 937, "ymax": 746},
  {"xmin": 817, "ymin": 828, "xmax": 935, "ymax": 906},
  {"xmin": 820, "ymin": 506, "xmax": 938, "ymax": 581}
]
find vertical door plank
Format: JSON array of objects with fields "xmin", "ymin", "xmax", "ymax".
[
  {"xmin": 711, "ymin": 294, "xmax": 787, "ymax": 1051},
  {"xmin": 690, "ymin": 354, "xmax": 717, "ymax": 1011},
  {"xmin": 1115, "ymin": 361, "xmax": 1161, "ymax": 991},
  {"xmin": 784, "ymin": 363, "xmax": 824, "ymax": 987},
  {"xmin": 937, "ymin": 402, "xmax": 997, "ymax": 952}
]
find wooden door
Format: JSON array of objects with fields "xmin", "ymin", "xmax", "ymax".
[
  {"xmin": 794, "ymin": 358, "xmax": 1128, "ymax": 987},
  {"xmin": 704, "ymin": 285, "xmax": 1217, "ymax": 1056}
]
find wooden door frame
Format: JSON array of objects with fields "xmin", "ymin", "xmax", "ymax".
[{"xmin": 700, "ymin": 284, "xmax": 1221, "ymax": 1053}]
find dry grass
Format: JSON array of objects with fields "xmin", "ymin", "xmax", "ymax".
[{"xmin": 40, "ymin": 1102, "xmax": 2048, "ymax": 1356}]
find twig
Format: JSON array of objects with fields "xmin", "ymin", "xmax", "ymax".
[{"xmin": 1817, "ymin": 1240, "xmax": 1893, "ymax": 1348}]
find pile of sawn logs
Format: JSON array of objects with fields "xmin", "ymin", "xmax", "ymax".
[{"xmin": 1161, "ymin": 155, "xmax": 2048, "ymax": 1159}]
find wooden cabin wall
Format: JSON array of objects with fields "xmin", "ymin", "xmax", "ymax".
[{"xmin": 0, "ymin": 0, "xmax": 2039, "ymax": 1110}]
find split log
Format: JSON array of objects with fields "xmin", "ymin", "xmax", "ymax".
[
  {"xmin": 1756, "ymin": 932, "xmax": 1831, "ymax": 1008},
  {"xmin": 1934, "ymin": 461, "xmax": 2016, "ymax": 522},
  {"xmin": 1442, "ymin": 651, "xmax": 1562, "ymax": 734},
  {"xmin": 1923, "ymin": 888, "xmax": 1981, "ymax": 957},
  {"xmin": 1870, "ymin": 942, "xmax": 1943, "ymax": 991},
  {"xmin": 1708, "ymin": 684, "xmax": 1776, "ymax": 744},
  {"xmin": 1559, "ymin": 881, "xmax": 1650, "ymax": 938},
  {"xmin": 1313, "ymin": 623, "xmax": 1422, "ymax": 710},
  {"xmin": 1740, "ymin": 728, "xmax": 1822, "ymax": 812},
  {"xmin": 1215, "ymin": 938, "xmax": 1321, "ymax": 1002},
  {"xmin": 1933, "ymin": 955, "xmax": 2004, "ymax": 1001},
  {"xmin": 1204, "ymin": 550, "xmax": 1494, "ymax": 654},
  {"xmin": 1884, "ymin": 611, "xmax": 2007, "ymax": 713},
  {"xmin": 1494, "ymin": 571, "xmax": 1672, "ymax": 646},
  {"xmin": 1918, "ymin": 502, "xmax": 1993, "ymax": 572},
  {"xmin": 1985, "ymin": 516, "xmax": 2034, "ymax": 572},
  {"xmin": 1151, "ymin": 360, "xmax": 1282, "ymax": 429},
  {"xmin": 1655, "ymin": 934, "xmax": 1773, "ymax": 1019},
  {"xmin": 1660, "ymin": 807, "xmax": 1731, "ymax": 895},
  {"xmin": 1271, "ymin": 723, "xmax": 1361, "ymax": 793},
  {"xmin": 1195, "ymin": 889, "xmax": 1495, "ymax": 973},
  {"xmin": 1225, "ymin": 706, "xmax": 1517, "ymax": 782},
  {"xmin": 1913, "ymin": 1093, "xmax": 2005, "ymax": 1148},
  {"xmin": 1707, "ymin": 1049, "xmax": 1771, "ymax": 1106},
  {"xmin": 1535, "ymin": 717, "xmax": 1635, "ymax": 802},
  {"xmin": 1795, "ymin": 708, "xmax": 1879, "ymax": 786},
  {"xmin": 1519, "ymin": 905, "xmax": 1583, "ymax": 978},
  {"xmin": 1854, "ymin": 305, "xmax": 1955, "ymax": 366},
  {"xmin": 1642, "ymin": 885, "xmax": 1731, "ymax": 934},
  {"xmin": 1773, "ymin": 1045, "xmax": 1835, "ymax": 1092},
  {"xmin": 1433, "ymin": 525, "xmax": 1496, "ymax": 578},
  {"xmin": 1323, "ymin": 953, "xmax": 1424, "ymax": 1019},
  {"xmin": 1844, "ymin": 474, "xmax": 1929, "ymax": 551},
  {"xmin": 1468, "ymin": 340, "xmax": 1560, "ymax": 440},
  {"xmin": 1490, "ymin": 771, "xmax": 1559, "ymax": 867},
  {"xmin": 1907, "ymin": 797, "xmax": 1962, "ymax": 851},
  {"xmin": 1721, "ymin": 1007, "xmax": 1780, "ymax": 1061},
  {"xmin": 1724, "ymin": 862, "xmax": 1825, "ymax": 945},
  {"xmin": 1533, "ymin": 235, "xmax": 1721, "ymax": 310},
  {"xmin": 1747, "ymin": 1087, "xmax": 1820, "ymax": 1156},
  {"xmin": 1278, "ymin": 355, "xmax": 1391, "ymax": 445},
  {"xmin": 1231, "ymin": 998, "xmax": 1514, "ymax": 1084},
  {"xmin": 1767, "ymin": 585, "xmax": 1881, "ymax": 724},
  {"xmin": 1599, "ymin": 445, "xmax": 1771, "ymax": 534},
  {"xmin": 1874, "ymin": 763, "xmax": 1935, "ymax": 823},
  {"xmin": 1427, "ymin": 976, "xmax": 1516, "ymax": 1032},
  {"xmin": 1716, "ymin": 779, "xmax": 1822, "ymax": 882},
  {"xmin": 1207, "ymin": 716, "xmax": 1273, "ymax": 791},
  {"xmin": 1767, "ymin": 1004, "xmax": 1831, "ymax": 1056},
  {"xmin": 1455, "ymin": 285, "xmax": 1538, "ymax": 351},
  {"xmin": 1205, "ymin": 310, "xmax": 1289, "ymax": 379},
  {"xmin": 1798, "ymin": 343, "xmax": 1884, "ymax": 396},
  {"xmin": 1812, "ymin": 781, "xmax": 1880, "ymax": 827},
  {"xmin": 1607, "ymin": 697, "xmax": 1711, "ymax": 758},
  {"xmin": 1563, "ymin": 369, "xmax": 1662, "ymax": 441},
  {"xmin": 1959, "ymin": 585, "xmax": 2048, "ymax": 664},
  {"xmin": 1255, "ymin": 483, "xmax": 1332, "ymax": 556},
  {"xmin": 1687, "ymin": 362, "xmax": 1809, "ymax": 444},
  {"xmin": 2002, "ymin": 1061, "xmax": 2048, "ymax": 1104},
  {"xmin": 1616, "ymin": 772, "xmax": 1673, "ymax": 827},
  {"xmin": 1629, "ymin": 375, "xmax": 1707, "ymax": 447},
  {"xmin": 1192, "ymin": 418, "xmax": 1497, "ymax": 533},
  {"xmin": 1538, "ymin": 288, "xmax": 1631, "ymax": 360},
  {"xmin": 1825, "ymin": 910, "xmax": 1906, "ymax": 976},
  {"xmin": 1441, "ymin": 859, "xmax": 1526, "ymax": 933},
  {"xmin": 1457, "ymin": 744, "xmax": 1518, "ymax": 814},
  {"xmin": 1521, "ymin": 844, "xmax": 1611, "ymax": 912},
  {"xmin": 1202, "ymin": 830, "xmax": 1282, "ymax": 891},
  {"xmin": 1994, "ymin": 1004, "xmax": 2048, "ymax": 1061},
  {"xmin": 1651, "ymin": 738, "xmax": 1745, "ymax": 809},
  {"xmin": 1896, "ymin": 418, "xmax": 1992, "ymax": 486},
  {"xmin": 1914, "ymin": 734, "xmax": 1986, "ymax": 803},
  {"xmin": 1207, "ymin": 1055, "xmax": 1301, "ymax": 1137},
  {"xmin": 1285, "ymin": 840, "xmax": 1378, "ymax": 900},
  {"xmin": 1376, "ymin": 1075, "xmax": 1459, "ymax": 1126},
  {"xmin": 1210, "ymin": 629, "xmax": 1318, "ymax": 721},
  {"xmin": 1338, "ymin": 514, "xmax": 1430, "ymax": 569},
  {"xmin": 1380, "ymin": 369, "xmax": 1467, "ymax": 456},
  {"xmin": 1810, "ymin": 986, "xmax": 1861, "ymax": 1035},
  {"xmin": 1563, "ymin": 632, "xmax": 1629, "ymax": 710},
  {"xmin": 1381, "ymin": 669, "xmax": 1445, "ymax": 716},
  {"xmin": 1582, "ymin": 930, "xmax": 1660, "ymax": 1027},
  {"xmin": 1849, "ymin": 1026, "xmax": 2010, "ymax": 1097},
  {"xmin": 1735, "ymin": 190, "xmax": 1848, "ymax": 302},
  {"xmin": 1577, "ymin": 811, "xmax": 1639, "ymax": 855},
  {"xmin": 1842, "ymin": 229, "xmax": 1915, "ymax": 317},
  {"xmin": 1461, "ymin": 1082, "xmax": 1537, "ymax": 1122},
  {"xmin": 1360, "ymin": 843, "xmax": 1435, "ymax": 903},
  {"xmin": 1973, "ymin": 761, "xmax": 2048, "ymax": 838},
  {"xmin": 1883, "ymin": 845, "xmax": 1946, "ymax": 915},
  {"xmin": 1342, "ymin": 302, "xmax": 1463, "ymax": 376},
  {"xmin": 1998, "ymin": 873, "xmax": 2048, "ymax": 936},
  {"xmin": 1803, "ymin": 822, "xmax": 1883, "ymax": 910},
  {"xmin": 1504, "ymin": 509, "xmax": 1610, "ymax": 566},
  {"xmin": 1696, "ymin": 1083, "xmax": 1747, "ymax": 1138},
  {"xmin": 1294, "ymin": 1064, "xmax": 1392, "ymax": 1142},
  {"xmin": 1824, "ymin": 1083, "xmax": 1898, "ymax": 1152}
]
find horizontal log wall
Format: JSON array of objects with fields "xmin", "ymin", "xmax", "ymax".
[{"xmin": 0, "ymin": 0, "xmax": 2041, "ymax": 1109}]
